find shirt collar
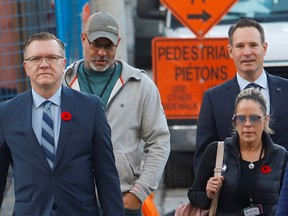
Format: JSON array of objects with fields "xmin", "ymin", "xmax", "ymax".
[
  {"xmin": 32, "ymin": 86, "xmax": 62, "ymax": 109},
  {"xmin": 237, "ymin": 70, "xmax": 267, "ymax": 91}
]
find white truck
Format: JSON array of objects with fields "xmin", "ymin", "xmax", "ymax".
[{"xmin": 137, "ymin": 0, "xmax": 288, "ymax": 188}]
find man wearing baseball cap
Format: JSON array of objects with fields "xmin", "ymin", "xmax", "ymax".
[
  {"xmin": 64, "ymin": 11, "xmax": 170, "ymax": 216},
  {"xmin": 84, "ymin": 11, "xmax": 119, "ymax": 45}
]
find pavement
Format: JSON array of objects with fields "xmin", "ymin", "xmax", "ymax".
[
  {"xmin": 154, "ymin": 187, "xmax": 188, "ymax": 216},
  {"xmin": 154, "ymin": 175, "xmax": 189, "ymax": 216}
]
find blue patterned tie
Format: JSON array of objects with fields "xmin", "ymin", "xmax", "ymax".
[
  {"xmin": 41, "ymin": 101, "xmax": 55, "ymax": 169},
  {"xmin": 244, "ymin": 83, "xmax": 262, "ymax": 90}
]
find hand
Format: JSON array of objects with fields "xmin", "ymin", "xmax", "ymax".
[
  {"xmin": 122, "ymin": 192, "xmax": 142, "ymax": 210},
  {"xmin": 206, "ymin": 176, "xmax": 224, "ymax": 199}
]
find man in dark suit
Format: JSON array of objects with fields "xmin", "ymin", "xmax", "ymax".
[
  {"xmin": 194, "ymin": 18, "xmax": 288, "ymax": 171},
  {"xmin": 0, "ymin": 32, "xmax": 125, "ymax": 216}
]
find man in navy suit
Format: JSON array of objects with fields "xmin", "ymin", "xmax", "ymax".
[
  {"xmin": 0, "ymin": 32, "xmax": 125, "ymax": 215},
  {"xmin": 194, "ymin": 18, "xmax": 288, "ymax": 171}
]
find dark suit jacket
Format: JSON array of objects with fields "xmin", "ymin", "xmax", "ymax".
[
  {"xmin": 0, "ymin": 86, "xmax": 125, "ymax": 216},
  {"xmin": 195, "ymin": 73, "xmax": 288, "ymax": 171},
  {"xmin": 276, "ymin": 164, "xmax": 288, "ymax": 215}
]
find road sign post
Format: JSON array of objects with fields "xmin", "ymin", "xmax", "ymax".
[
  {"xmin": 160, "ymin": 0, "xmax": 238, "ymax": 37},
  {"xmin": 152, "ymin": 37, "xmax": 236, "ymax": 119}
]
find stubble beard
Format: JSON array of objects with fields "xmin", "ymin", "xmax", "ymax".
[{"xmin": 90, "ymin": 59, "xmax": 111, "ymax": 72}]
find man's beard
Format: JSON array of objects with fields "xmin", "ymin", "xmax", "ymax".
[{"xmin": 90, "ymin": 57, "xmax": 111, "ymax": 72}]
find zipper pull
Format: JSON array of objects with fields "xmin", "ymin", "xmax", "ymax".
[{"xmin": 250, "ymin": 198, "xmax": 254, "ymax": 206}]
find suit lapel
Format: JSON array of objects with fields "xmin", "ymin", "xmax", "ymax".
[
  {"xmin": 226, "ymin": 76, "xmax": 240, "ymax": 98},
  {"xmin": 53, "ymin": 86, "xmax": 75, "ymax": 170},
  {"xmin": 267, "ymin": 73, "xmax": 282, "ymax": 117},
  {"xmin": 23, "ymin": 91, "xmax": 52, "ymax": 170}
]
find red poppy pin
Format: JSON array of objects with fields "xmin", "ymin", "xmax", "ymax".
[
  {"xmin": 261, "ymin": 165, "xmax": 272, "ymax": 174},
  {"xmin": 61, "ymin": 111, "xmax": 72, "ymax": 121}
]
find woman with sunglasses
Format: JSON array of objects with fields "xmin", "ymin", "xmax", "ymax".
[{"xmin": 188, "ymin": 88, "xmax": 288, "ymax": 215}]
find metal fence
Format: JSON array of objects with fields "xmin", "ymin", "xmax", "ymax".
[
  {"xmin": 0, "ymin": 0, "xmax": 56, "ymax": 100},
  {"xmin": 55, "ymin": 0, "xmax": 89, "ymax": 65},
  {"xmin": 0, "ymin": 0, "xmax": 88, "ymax": 101}
]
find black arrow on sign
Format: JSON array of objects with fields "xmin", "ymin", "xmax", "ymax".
[{"xmin": 187, "ymin": 10, "xmax": 211, "ymax": 22}]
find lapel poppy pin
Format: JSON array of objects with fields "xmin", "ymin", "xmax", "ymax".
[
  {"xmin": 261, "ymin": 165, "xmax": 272, "ymax": 174},
  {"xmin": 61, "ymin": 111, "xmax": 72, "ymax": 121}
]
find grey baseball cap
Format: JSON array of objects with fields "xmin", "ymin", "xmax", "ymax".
[{"xmin": 85, "ymin": 11, "xmax": 119, "ymax": 45}]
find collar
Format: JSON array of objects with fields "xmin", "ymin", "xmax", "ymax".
[
  {"xmin": 237, "ymin": 70, "xmax": 268, "ymax": 91},
  {"xmin": 227, "ymin": 131, "xmax": 274, "ymax": 157},
  {"xmin": 32, "ymin": 86, "xmax": 62, "ymax": 109}
]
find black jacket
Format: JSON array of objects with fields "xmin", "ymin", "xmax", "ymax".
[{"xmin": 189, "ymin": 132, "xmax": 288, "ymax": 215}]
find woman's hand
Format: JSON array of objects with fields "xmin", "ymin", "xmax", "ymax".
[{"xmin": 206, "ymin": 176, "xmax": 224, "ymax": 199}]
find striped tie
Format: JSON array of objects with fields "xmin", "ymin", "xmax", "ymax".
[
  {"xmin": 41, "ymin": 101, "xmax": 55, "ymax": 169},
  {"xmin": 244, "ymin": 83, "xmax": 262, "ymax": 91}
]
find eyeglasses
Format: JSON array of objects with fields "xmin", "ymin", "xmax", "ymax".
[
  {"xmin": 25, "ymin": 55, "xmax": 64, "ymax": 65},
  {"xmin": 232, "ymin": 114, "xmax": 265, "ymax": 126},
  {"xmin": 85, "ymin": 35, "xmax": 117, "ymax": 52}
]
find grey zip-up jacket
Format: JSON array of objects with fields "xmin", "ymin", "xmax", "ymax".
[{"xmin": 63, "ymin": 59, "xmax": 170, "ymax": 202}]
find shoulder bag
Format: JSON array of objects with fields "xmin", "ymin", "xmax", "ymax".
[{"xmin": 175, "ymin": 141, "xmax": 224, "ymax": 216}]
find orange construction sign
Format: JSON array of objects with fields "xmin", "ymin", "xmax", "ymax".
[
  {"xmin": 160, "ymin": 0, "xmax": 238, "ymax": 38},
  {"xmin": 152, "ymin": 37, "xmax": 236, "ymax": 120}
]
